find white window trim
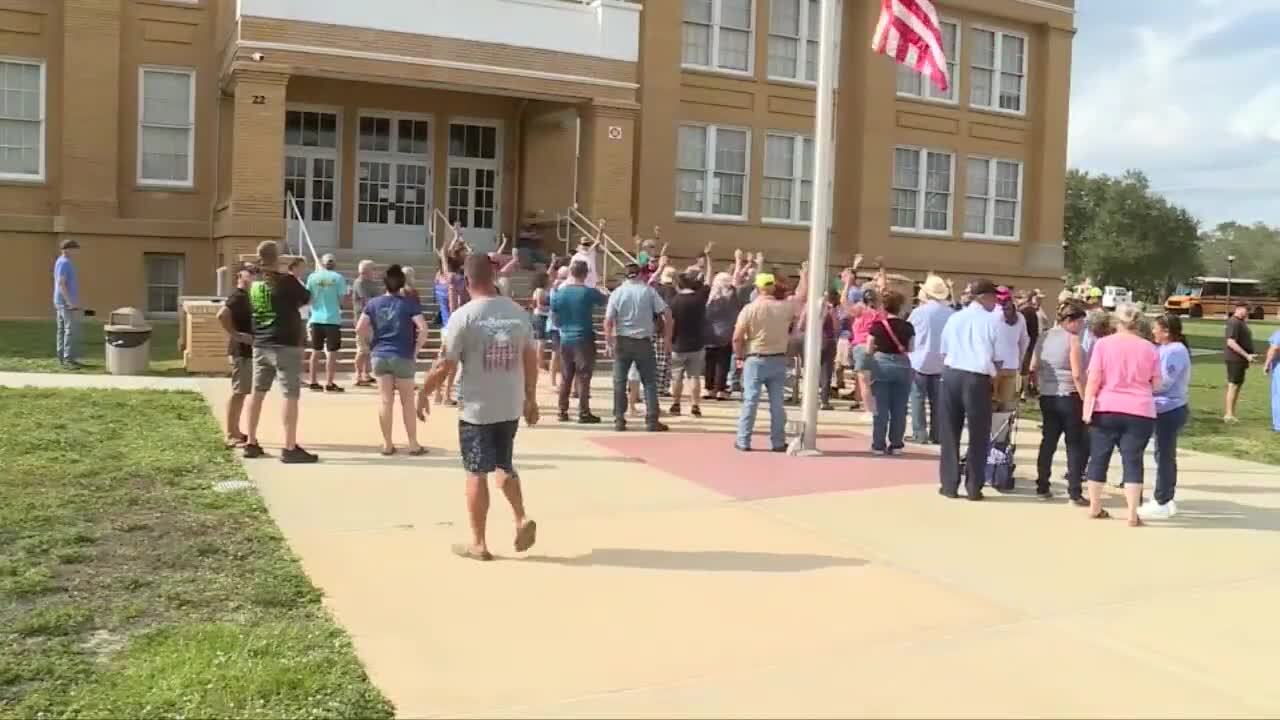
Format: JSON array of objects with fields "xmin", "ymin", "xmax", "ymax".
[
  {"xmin": 895, "ymin": 18, "xmax": 960, "ymax": 106},
  {"xmin": 675, "ymin": 123, "xmax": 752, "ymax": 221},
  {"xmin": 0, "ymin": 56, "xmax": 47, "ymax": 183},
  {"xmin": 970, "ymin": 25, "xmax": 1028, "ymax": 117},
  {"xmin": 137, "ymin": 66, "xmax": 197, "ymax": 189},
  {"xmin": 964, "ymin": 155, "xmax": 1024, "ymax": 242},
  {"xmin": 767, "ymin": 0, "xmax": 815, "ymax": 85},
  {"xmin": 761, "ymin": 131, "xmax": 812, "ymax": 225},
  {"xmin": 682, "ymin": 0, "xmax": 757, "ymax": 78},
  {"xmin": 890, "ymin": 145, "xmax": 955, "ymax": 237}
]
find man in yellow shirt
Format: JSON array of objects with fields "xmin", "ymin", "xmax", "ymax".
[{"xmin": 733, "ymin": 273, "xmax": 796, "ymax": 452}]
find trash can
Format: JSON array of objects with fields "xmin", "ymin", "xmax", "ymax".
[{"xmin": 104, "ymin": 307, "xmax": 152, "ymax": 375}]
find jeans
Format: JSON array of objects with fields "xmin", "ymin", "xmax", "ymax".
[
  {"xmin": 55, "ymin": 306, "xmax": 80, "ymax": 364},
  {"xmin": 736, "ymin": 355, "xmax": 787, "ymax": 450},
  {"xmin": 727, "ymin": 351, "xmax": 739, "ymax": 390},
  {"xmin": 870, "ymin": 353, "xmax": 912, "ymax": 451},
  {"xmin": 819, "ymin": 345, "xmax": 836, "ymax": 403},
  {"xmin": 1152, "ymin": 405, "xmax": 1188, "ymax": 505},
  {"xmin": 1086, "ymin": 411, "xmax": 1155, "ymax": 486},
  {"xmin": 612, "ymin": 336, "xmax": 659, "ymax": 424},
  {"xmin": 910, "ymin": 372, "xmax": 941, "ymax": 443},
  {"xmin": 1037, "ymin": 394, "xmax": 1087, "ymax": 498},
  {"xmin": 704, "ymin": 344, "xmax": 732, "ymax": 393},
  {"xmin": 939, "ymin": 367, "xmax": 994, "ymax": 497},
  {"xmin": 559, "ymin": 337, "xmax": 596, "ymax": 415}
]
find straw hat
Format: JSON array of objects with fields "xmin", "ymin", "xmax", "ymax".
[{"xmin": 921, "ymin": 275, "xmax": 950, "ymax": 301}]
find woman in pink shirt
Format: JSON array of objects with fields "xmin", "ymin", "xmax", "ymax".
[{"xmin": 1082, "ymin": 304, "xmax": 1160, "ymax": 526}]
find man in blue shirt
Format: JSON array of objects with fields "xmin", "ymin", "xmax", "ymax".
[
  {"xmin": 907, "ymin": 275, "xmax": 954, "ymax": 444},
  {"xmin": 937, "ymin": 278, "xmax": 1001, "ymax": 500},
  {"xmin": 52, "ymin": 239, "xmax": 82, "ymax": 369},
  {"xmin": 604, "ymin": 263, "xmax": 672, "ymax": 432},
  {"xmin": 551, "ymin": 260, "xmax": 608, "ymax": 424},
  {"xmin": 305, "ymin": 253, "xmax": 349, "ymax": 392}
]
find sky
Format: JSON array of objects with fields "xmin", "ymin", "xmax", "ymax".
[{"xmin": 1068, "ymin": 0, "xmax": 1280, "ymax": 228}]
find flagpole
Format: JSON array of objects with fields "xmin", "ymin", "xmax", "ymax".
[{"xmin": 796, "ymin": 0, "xmax": 839, "ymax": 454}]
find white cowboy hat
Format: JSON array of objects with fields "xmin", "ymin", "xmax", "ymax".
[{"xmin": 921, "ymin": 275, "xmax": 950, "ymax": 301}]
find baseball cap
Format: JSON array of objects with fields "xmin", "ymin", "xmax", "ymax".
[
  {"xmin": 970, "ymin": 279, "xmax": 998, "ymax": 297},
  {"xmin": 1088, "ymin": 287, "xmax": 1103, "ymax": 298},
  {"xmin": 623, "ymin": 262, "xmax": 641, "ymax": 278},
  {"xmin": 321, "ymin": 253, "xmax": 336, "ymax": 268},
  {"xmin": 755, "ymin": 272, "xmax": 776, "ymax": 289},
  {"xmin": 60, "ymin": 239, "xmax": 80, "ymax": 250},
  {"xmin": 995, "ymin": 285, "xmax": 1012, "ymax": 302}
]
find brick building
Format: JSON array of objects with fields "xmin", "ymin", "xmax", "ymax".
[{"xmin": 0, "ymin": 0, "xmax": 1073, "ymax": 318}]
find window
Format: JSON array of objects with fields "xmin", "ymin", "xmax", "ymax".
[
  {"xmin": 762, "ymin": 133, "xmax": 814, "ymax": 223},
  {"xmin": 768, "ymin": 0, "xmax": 821, "ymax": 82},
  {"xmin": 285, "ymin": 110, "xmax": 337, "ymax": 149},
  {"xmin": 891, "ymin": 147, "xmax": 953, "ymax": 233},
  {"xmin": 897, "ymin": 20, "xmax": 958, "ymax": 102},
  {"xmin": 970, "ymin": 28, "xmax": 1026, "ymax": 114},
  {"xmin": 139, "ymin": 67, "xmax": 195, "ymax": 187},
  {"xmin": 0, "ymin": 58, "xmax": 45, "ymax": 181},
  {"xmin": 965, "ymin": 157, "xmax": 1022, "ymax": 239},
  {"xmin": 676, "ymin": 124, "xmax": 749, "ymax": 219},
  {"xmin": 144, "ymin": 254, "xmax": 184, "ymax": 315},
  {"xmin": 683, "ymin": 0, "xmax": 754, "ymax": 74}
]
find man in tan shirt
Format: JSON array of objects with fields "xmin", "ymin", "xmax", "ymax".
[{"xmin": 733, "ymin": 273, "xmax": 796, "ymax": 451}]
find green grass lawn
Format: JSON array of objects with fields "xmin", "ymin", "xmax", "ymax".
[
  {"xmin": 0, "ymin": 389, "xmax": 392, "ymax": 719},
  {"xmin": 1180, "ymin": 317, "xmax": 1280, "ymax": 354},
  {"xmin": 0, "ymin": 320, "xmax": 185, "ymax": 375}
]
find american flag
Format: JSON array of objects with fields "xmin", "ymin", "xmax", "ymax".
[{"xmin": 871, "ymin": 0, "xmax": 951, "ymax": 93}]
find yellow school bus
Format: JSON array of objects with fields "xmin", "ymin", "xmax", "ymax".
[{"xmin": 1165, "ymin": 277, "xmax": 1279, "ymax": 319}]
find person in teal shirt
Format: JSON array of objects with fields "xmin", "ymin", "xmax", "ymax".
[
  {"xmin": 305, "ymin": 253, "xmax": 350, "ymax": 392},
  {"xmin": 1267, "ymin": 328, "xmax": 1280, "ymax": 433}
]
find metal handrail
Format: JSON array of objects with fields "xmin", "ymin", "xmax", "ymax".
[
  {"xmin": 430, "ymin": 208, "xmax": 463, "ymax": 260},
  {"xmin": 285, "ymin": 193, "xmax": 321, "ymax": 268},
  {"xmin": 563, "ymin": 206, "xmax": 636, "ymax": 285}
]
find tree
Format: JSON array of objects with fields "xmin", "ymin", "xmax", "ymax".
[
  {"xmin": 1199, "ymin": 221, "xmax": 1280, "ymax": 282},
  {"xmin": 1064, "ymin": 169, "xmax": 1204, "ymax": 302}
]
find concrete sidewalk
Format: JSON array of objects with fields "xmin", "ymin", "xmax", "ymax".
[{"xmin": 196, "ymin": 374, "xmax": 1280, "ymax": 718}]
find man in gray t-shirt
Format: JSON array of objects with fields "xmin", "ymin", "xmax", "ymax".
[
  {"xmin": 352, "ymin": 260, "xmax": 382, "ymax": 387},
  {"xmin": 419, "ymin": 255, "xmax": 539, "ymax": 562}
]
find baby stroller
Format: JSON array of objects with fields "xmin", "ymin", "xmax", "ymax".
[{"xmin": 960, "ymin": 409, "xmax": 1019, "ymax": 493}]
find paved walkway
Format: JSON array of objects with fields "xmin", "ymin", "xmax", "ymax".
[{"xmin": 8, "ymin": 371, "xmax": 1279, "ymax": 716}]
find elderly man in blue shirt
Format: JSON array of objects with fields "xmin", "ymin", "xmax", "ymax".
[
  {"xmin": 907, "ymin": 275, "xmax": 954, "ymax": 444},
  {"xmin": 604, "ymin": 263, "xmax": 672, "ymax": 433},
  {"xmin": 938, "ymin": 278, "xmax": 1002, "ymax": 500}
]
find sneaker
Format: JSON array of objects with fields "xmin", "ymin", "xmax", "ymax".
[
  {"xmin": 614, "ymin": 419, "xmax": 627, "ymax": 432},
  {"xmin": 1067, "ymin": 496, "xmax": 1089, "ymax": 507},
  {"xmin": 308, "ymin": 383, "xmax": 324, "ymax": 392},
  {"xmin": 281, "ymin": 446, "xmax": 319, "ymax": 464},
  {"xmin": 668, "ymin": 403, "xmax": 682, "ymax": 416},
  {"xmin": 578, "ymin": 413, "xmax": 602, "ymax": 425},
  {"xmin": 243, "ymin": 443, "xmax": 265, "ymax": 459},
  {"xmin": 1036, "ymin": 489, "xmax": 1056, "ymax": 501},
  {"xmin": 646, "ymin": 421, "xmax": 670, "ymax": 433},
  {"xmin": 324, "ymin": 383, "xmax": 345, "ymax": 393},
  {"xmin": 1138, "ymin": 500, "xmax": 1174, "ymax": 520},
  {"xmin": 820, "ymin": 402, "xmax": 835, "ymax": 411},
  {"xmin": 558, "ymin": 411, "xmax": 571, "ymax": 422},
  {"xmin": 690, "ymin": 405, "xmax": 702, "ymax": 418}
]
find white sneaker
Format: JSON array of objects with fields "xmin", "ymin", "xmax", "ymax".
[
  {"xmin": 1138, "ymin": 500, "xmax": 1172, "ymax": 520},
  {"xmin": 1165, "ymin": 500, "xmax": 1178, "ymax": 517}
]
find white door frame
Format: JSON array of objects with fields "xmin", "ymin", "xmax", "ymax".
[
  {"xmin": 283, "ymin": 103, "xmax": 342, "ymax": 252},
  {"xmin": 354, "ymin": 109, "xmax": 435, "ymax": 252},
  {"xmin": 446, "ymin": 116, "xmax": 503, "ymax": 253}
]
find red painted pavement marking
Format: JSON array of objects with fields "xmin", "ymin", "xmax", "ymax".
[{"xmin": 591, "ymin": 431, "xmax": 938, "ymax": 501}]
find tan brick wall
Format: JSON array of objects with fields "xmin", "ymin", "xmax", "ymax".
[
  {"xmin": 519, "ymin": 104, "xmax": 579, "ymax": 221},
  {"xmin": 579, "ymin": 103, "xmax": 638, "ymax": 240}
]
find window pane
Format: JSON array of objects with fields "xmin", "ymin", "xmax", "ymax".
[
  {"xmin": 970, "ymin": 68, "xmax": 993, "ymax": 106},
  {"xmin": 801, "ymin": 138, "xmax": 814, "ymax": 179},
  {"xmin": 799, "ymin": 179, "xmax": 813, "ymax": 221},
  {"xmin": 762, "ymin": 177, "xmax": 792, "ymax": 219},
  {"xmin": 891, "ymin": 189, "xmax": 917, "ymax": 228},
  {"xmin": 807, "ymin": 0, "xmax": 820, "ymax": 36},
  {"xmin": 994, "ymin": 200, "xmax": 1017, "ymax": 236},
  {"xmin": 967, "ymin": 158, "xmax": 990, "ymax": 194},
  {"xmin": 0, "ymin": 118, "xmax": 40, "ymax": 175},
  {"xmin": 319, "ymin": 112, "xmax": 337, "ymax": 148},
  {"xmin": 965, "ymin": 197, "xmax": 987, "ymax": 234},
  {"xmin": 771, "ymin": 0, "xmax": 800, "ymax": 36},
  {"xmin": 805, "ymin": 39, "xmax": 819, "ymax": 81},
  {"xmin": 764, "ymin": 135, "xmax": 794, "ymax": 178},
  {"xmin": 140, "ymin": 126, "xmax": 190, "ymax": 181},
  {"xmin": 925, "ymin": 152, "xmax": 951, "ymax": 192},
  {"xmin": 481, "ymin": 126, "xmax": 497, "ymax": 159},
  {"xmin": 721, "ymin": 0, "xmax": 752, "ymax": 28},
  {"xmin": 712, "ymin": 172, "xmax": 744, "ymax": 215},
  {"xmin": 893, "ymin": 148, "xmax": 919, "ymax": 189},
  {"xmin": 897, "ymin": 65, "xmax": 923, "ymax": 95},
  {"xmin": 999, "ymin": 73, "xmax": 1023, "ymax": 111},
  {"xmin": 677, "ymin": 126, "xmax": 707, "ymax": 170},
  {"xmin": 995, "ymin": 161, "xmax": 1019, "ymax": 199},
  {"xmin": 683, "ymin": 23, "xmax": 711, "ymax": 65},
  {"xmin": 768, "ymin": 36, "xmax": 799, "ymax": 77},
  {"xmin": 302, "ymin": 111, "xmax": 320, "ymax": 147},
  {"xmin": 713, "ymin": 129, "xmax": 747, "ymax": 173},
  {"xmin": 972, "ymin": 29, "xmax": 995, "ymax": 67},
  {"xmin": 684, "ymin": 0, "xmax": 712, "ymax": 23},
  {"xmin": 676, "ymin": 170, "xmax": 704, "ymax": 212},
  {"xmin": 718, "ymin": 28, "xmax": 751, "ymax": 70},
  {"xmin": 924, "ymin": 192, "xmax": 949, "ymax": 231},
  {"xmin": 142, "ymin": 71, "xmax": 191, "ymax": 125},
  {"xmin": 1001, "ymin": 35, "xmax": 1025, "ymax": 72}
]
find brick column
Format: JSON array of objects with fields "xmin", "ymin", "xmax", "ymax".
[
  {"xmin": 577, "ymin": 100, "xmax": 639, "ymax": 241},
  {"xmin": 1023, "ymin": 26, "xmax": 1073, "ymax": 271},
  {"xmin": 60, "ymin": 0, "xmax": 122, "ymax": 217},
  {"xmin": 218, "ymin": 64, "xmax": 289, "ymax": 271}
]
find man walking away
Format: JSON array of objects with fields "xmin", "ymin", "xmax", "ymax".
[
  {"xmin": 669, "ymin": 272, "xmax": 711, "ymax": 417},
  {"xmin": 733, "ymin": 273, "xmax": 795, "ymax": 452},
  {"xmin": 217, "ymin": 262, "xmax": 258, "ymax": 446},
  {"xmin": 604, "ymin": 263, "xmax": 671, "ymax": 432},
  {"xmin": 938, "ymin": 279, "xmax": 1001, "ymax": 500},
  {"xmin": 351, "ymin": 259, "xmax": 380, "ymax": 387},
  {"xmin": 551, "ymin": 259, "xmax": 607, "ymax": 423},
  {"xmin": 991, "ymin": 286, "xmax": 1029, "ymax": 412},
  {"xmin": 418, "ymin": 255, "xmax": 539, "ymax": 561},
  {"xmin": 1224, "ymin": 300, "xmax": 1256, "ymax": 423},
  {"xmin": 52, "ymin": 239, "xmax": 82, "ymax": 369},
  {"xmin": 908, "ymin": 275, "xmax": 954, "ymax": 444},
  {"xmin": 305, "ymin": 253, "xmax": 349, "ymax": 392},
  {"xmin": 244, "ymin": 241, "xmax": 317, "ymax": 464},
  {"xmin": 358, "ymin": 264, "xmax": 428, "ymax": 456}
]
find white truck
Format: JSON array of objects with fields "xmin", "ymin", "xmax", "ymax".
[{"xmin": 1101, "ymin": 286, "xmax": 1133, "ymax": 310}]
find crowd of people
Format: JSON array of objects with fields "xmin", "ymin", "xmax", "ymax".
[{"xmin": 197, "ymin": 231, "xmax": 1280, "ymax": 557}]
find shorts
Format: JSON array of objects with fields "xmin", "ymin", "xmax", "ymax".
[
  {"xmin": 229, "ymin": 355, "xmax": 253, "ymax": 395},
  {"xmin": 670, "ymin": 349, "xmax": 706, "ymax": 378},
  {"xmin": 356, "ymin": 333, "xmax": 370, "ymax": 354},
  {"xmin": 372, "ymin": 355, "xmax": 416, "ymax": 380},
  {"xmin": 310, "ymin": 323, "xmax": 342, "ymax": 352},
  {"xmin": 1226, "ymin": 360, "xmax": 1249, "ymax": 386},
  {"xmin": 993, "ymin": 369, "xmax": 1019, "ymax": 409},
  {"xmin": 835, "ymin": 338, "xmax": 852, "ymax": 368},
  {"xmin": 458, "ymin": 419, "xmax": 519, "ymax": 475},
  {"xmin": 532, "ymin": 314, "xmax": 549, "ymax": 341},
  {"xmin": 548, "ymin": 329, "xmax": 561, "ymax": 350},
  {"xmin": 852, "ymin": 344, "xmax": 872, "ymax": 372},
  {"xmin": 252, "ymin": 346, "xmax": 304, "ymax": 399}
]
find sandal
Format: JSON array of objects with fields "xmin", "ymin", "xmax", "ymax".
[
  {"xmin": 451, "ymin": 543, "xmax": 494, "ymax": 562},
  {"xmin": 514, "ymin": 519, "xmax": 538, "ymax": 553},
  {"xmin": 1128, "ymin": 516, "xmax": 1144, "ymax": 528},
  {"xmin": 1089, "ymin": 508, "xmax": 1111, "ymax": 520},
  {"xmin": 380, "ymin": 447, "xmax": 397, "ymax": 457},
  {"xmin": 407, "ymin": 447, "xmax": 429, "ymax": 456}
]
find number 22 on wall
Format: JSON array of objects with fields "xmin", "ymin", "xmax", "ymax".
[{"xmin": 251, "ymin": 95, "xmax": 266, "ymax": 105}]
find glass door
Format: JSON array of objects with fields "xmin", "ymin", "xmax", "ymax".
[
  {"xmin": 354, "ymin": 113, "xmax": 433, "ymax": 252},
  {"xmin": 446, "ymin": 121, "xmax": 501, "ymax": 252}
]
